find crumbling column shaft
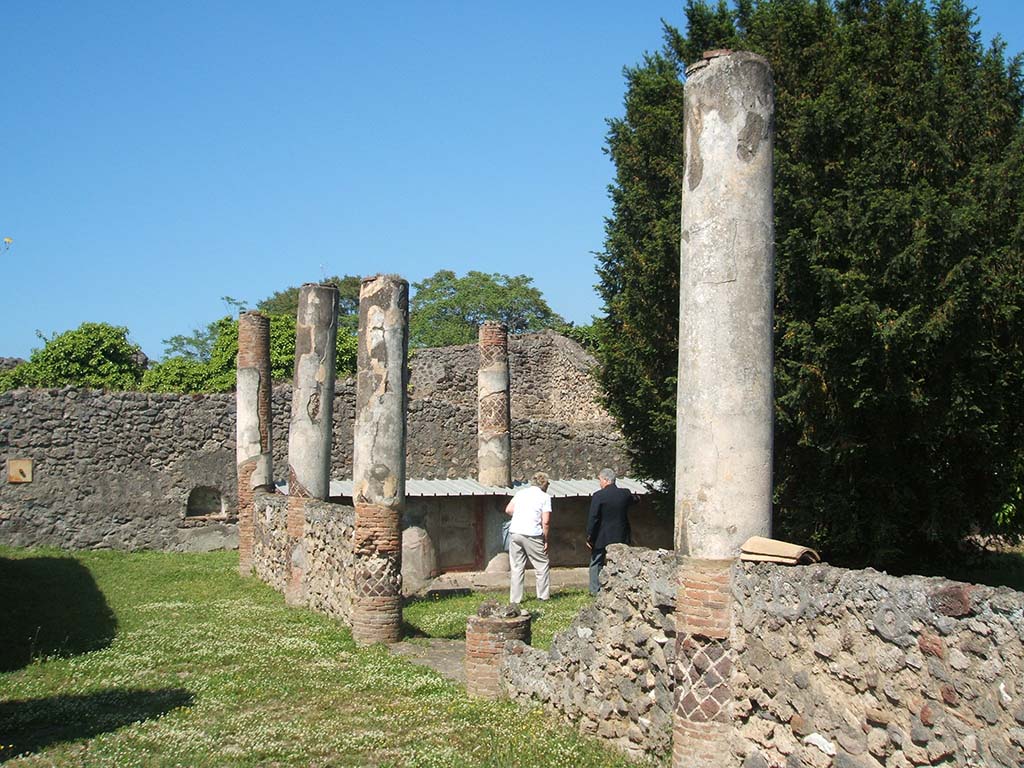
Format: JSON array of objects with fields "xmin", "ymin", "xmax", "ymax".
[
  {"xmin": 285, "ymin": 283, "xmax": 338, "ymax": 606},
  {"xmin": 351, "ymin": 275, "xmax": 409, "ymax": 646},
  {"xmin": 675, "ymin": 51, "xmax": 775, "ymax": 559},
  {"xmin": 286, "ymin": 283, "xmax": 339, "ymax": 500},
  {"xmin": 236, "ymin": 311, "xmax": 273, "ymax": 575},
  {"xmin": 477, "ymin": 322, "xmax": 512, "ymax": 487}
]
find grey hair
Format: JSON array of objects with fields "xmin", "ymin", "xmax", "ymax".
[
  {"xmin": 598, "ymin": 468, "xmax": 616, "ymax": 483},
  {"xmin": 530, "ymin": 471, "xmax": 550, "ymax": 488}
]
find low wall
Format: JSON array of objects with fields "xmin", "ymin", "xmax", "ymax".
[
  {"xmin": 250, "ymin": 493, "xmax": 355, "ymax": 624},
  {"xmin": 732, "ymin": 563, "xmax": 1024, "ymax": 768},
  {"xmin": 503, "ymin": 545, "xmax": 679, "ymax": 760},
  {"xmin": 500, "ymin": 547, "xmax": 1024, "ymax": 767}
]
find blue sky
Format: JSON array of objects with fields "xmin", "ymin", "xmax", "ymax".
[{"xmin": 2, "ymin": 1, "xmax": 1021, "ymax": 360}]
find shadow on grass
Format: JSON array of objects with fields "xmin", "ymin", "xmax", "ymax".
[
  {"xmin": 0, "ymin": 556, "xmax": 117, "ymax": 672},
  {"xmin": 0, "ymin": 688, "xmax": 194, "ymax": 762}
]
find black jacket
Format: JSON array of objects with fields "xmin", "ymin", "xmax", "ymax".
[{"xmin": 586, "ymin": 483, "xmax": 633, "ymax": 550}]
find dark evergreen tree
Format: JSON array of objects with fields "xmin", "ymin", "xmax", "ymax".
[{"xmin": 597, "ymin": 0, "xmax": 1024, "ymax": 567}]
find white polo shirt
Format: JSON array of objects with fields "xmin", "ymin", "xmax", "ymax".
[{"xmin": 508, "ymin": 485, "xmax": 552, "ymax": 537}]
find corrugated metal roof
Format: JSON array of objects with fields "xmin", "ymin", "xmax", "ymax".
[{"xmin": 278, "ymin": 477, "xmax": 652, "ymax": 499}]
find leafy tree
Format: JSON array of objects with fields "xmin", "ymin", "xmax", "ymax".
[
  {"xmin": 139, "ymin": 357, "xmax": 211, "ymax": 394},
  {"xmin": 597, "ymin": 0, "xmax": 1024, "ymax": 567},
  {"xmin": 0, "ymin": 323, "xmax": 145, "ymax": 391},
  {"xmin": 143, "ymin": 314, "xmax": 358, "ymax": 394},
  {"xmin": 409, "ymin": 270, "xmax": 565, "ymax": 348},
  {"xmin": 162, "ymin": 296, "xmax": 249, "ymax": 361},
  {"xmin": 257, "ymin": 276, "xmax": 361, "ymax": 332},
  {"xmin": 596, "ymin": 50, "xmax": 686, "ymax": 496},
  {"xmin": 556, "ymin": 321, "xmax": 602, "ymax": 354}
]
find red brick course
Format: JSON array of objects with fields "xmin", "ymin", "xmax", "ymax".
[
  {"xmin": 236, "ymin": 457, "xmax": 256, "ymax": 574},
  {"xmin": 352, "ymin": 503, "xmax": 402, "ymax": 645},
  {"xmin": 673, "ymin": 558, "xmax": 736, "ymax": 768},
  {"xmin": 465, "ymin": 613, "xmax": 531, "ymax": 699}
]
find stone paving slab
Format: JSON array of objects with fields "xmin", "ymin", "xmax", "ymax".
[{"xmin": 389, "ymin": 638, "xmax": 467, "ymax": 684}]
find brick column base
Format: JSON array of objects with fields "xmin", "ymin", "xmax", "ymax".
[
  {"xmin": 237, "ymin": 459, "xmax": 256, "ymax": 575},
  {"xmin": 285, "ymin": 496, "xmax": 307, "ymax": 606},
  {"xmin": 352, "ymin": 503, "xmax": 402, "ymax": 645},
  {"xmin": 465, "ymin": 611, "xmax": 531, "ymax": 699},
  {"xmin": 673, "ymin": 558, "xmax": 736, "ymax": 768}
]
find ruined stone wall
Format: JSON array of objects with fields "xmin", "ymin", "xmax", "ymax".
[
  {"xmin": 732, "ymin": 563, "xmax": 1024, "ymax": 768},
  {"xmin": 409, "ymin": 330, "xmax": 614, "ymax": 427},
  {"xmin": 251, "ymin": 493, "xmax": 355, "ymax": 623},
  {"xmin": 0, "ymin": 387, "xmax": 237, "ymax": 551},
  {"xmin": 503, "ymin": 545, "xmax": 679, "ymax": 760},
  {"xmin": 501, "ymin": 548, "xmax": 1024, "ymax": 766},
  {"xmin": 251, "ymin": 491, "xmax": 289, "ymax": 591},
  {"xmin": 1, "ymin": 332, "xmax": 628, "ymax": 550}
]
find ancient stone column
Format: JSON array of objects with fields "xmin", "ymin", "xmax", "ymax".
[
  {"xmin": 477, "ymin": 321, "xmax": 512, "ymax": 487},
  {"xmin": 287, "ymin": 283, "xmax": 339, "ymax": 500},
  {"xmin": 674, "ymin": 50, "xmax": 775, "ymax": 559},
  {"xmin": 285, "ymin": 283, "xmax": 339, "ymax": 603},
  {"xmin": 351, "ymin": 274, "xmax": 409, "ymax": 646},
  {"xmin": 673, "ymin": 50, "xmax": 774, "ymax": 768},
  {"xmin": 236, "ymin": 311, "xmax": 273, "ymax": 576}
]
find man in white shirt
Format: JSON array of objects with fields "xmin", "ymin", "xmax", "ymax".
[{"xmin": 504, "ymin": 471, "xmax": 552, "ymax": 604}]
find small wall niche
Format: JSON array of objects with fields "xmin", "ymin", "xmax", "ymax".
[{"xmin": 185, "ymin": 486, "xmax": 226, "ymax": 520}]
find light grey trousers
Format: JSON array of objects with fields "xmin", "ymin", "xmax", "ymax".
[{"xmin": 509, "ymin": 532, "xmax": 550, "ymax": 604}]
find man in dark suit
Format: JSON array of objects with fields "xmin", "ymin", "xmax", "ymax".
[{"xmin": 586, "ymin": 467, "xmax": 634, "ymax": 595}]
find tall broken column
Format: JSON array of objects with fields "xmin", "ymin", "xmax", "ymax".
[
  {"xmin": 285, "ymin": 283, "xmax": 339, "ymax": 602},
  {"xmin": 351, "ymin": 274, "xmax": 409, "ymax": 646},
  {"xmin": 674, "ymin": 49, "xmax": 775, "ymax": 559},
  {"xmin": 673, "ymin": 50, "xmax": 775, "ymax": 768},
  {"xmin": 236, "ymin": 310, "xmax": 273, "ymax": 576},
  {"xmin": 477, "ymin": 321, "xmax": 512, "ymax": 488}
]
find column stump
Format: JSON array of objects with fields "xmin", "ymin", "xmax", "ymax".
[{"xmin": 465, "ymin": 603, "xmax": 531, "ymax": 699}]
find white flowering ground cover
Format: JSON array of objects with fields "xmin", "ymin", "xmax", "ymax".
[
  {"xmin": 404, "ymin": 589, "xmax": 593, "ymax": 650},
  {"xmin": 0, "ymin": 548, "xmax": 653, "ymax": 767}
]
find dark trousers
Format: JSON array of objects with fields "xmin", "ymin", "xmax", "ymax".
[{"xmin": 589, "ymin": 547, "xmax": 606, "ymax": 595}]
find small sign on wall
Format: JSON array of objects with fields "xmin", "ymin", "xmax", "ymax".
[{"xmin": 7, "ymin": 459, "xmax": 33, "ymax": 483}]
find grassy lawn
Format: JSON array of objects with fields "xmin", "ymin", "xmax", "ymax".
[{"xmin": 0, "ymin": 547, "xmax": 650, "ymax": 768}]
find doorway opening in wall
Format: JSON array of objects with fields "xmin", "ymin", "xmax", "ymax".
[{"xmin": 182, "ymin": 486, "xmax": 231, "ymax": 525}]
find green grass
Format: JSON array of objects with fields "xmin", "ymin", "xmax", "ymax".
[
  {"xmin": 404, "ymin": 589, "xmax": 593, "ymax": 650},
  {"xmin": 0, "ymin": 547, "xmax": 648, "ymax": 768}
]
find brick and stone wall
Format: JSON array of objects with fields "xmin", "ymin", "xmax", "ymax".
[
  {"xmin": 251, "ymin": 491, "xmax": 290, "ymax": 592},
  {"xmin": 251, "ymin": 492, "xmax": 355, "ymax": 623},
  {"xmin": 731, "ymin": 563, "xmax": 1024, "ymax": 768},
  {"xmin": 503, "ymin": 545, "xmax": 679, "ymax": 760},
  {"xmin": 1, "ymin": 332, "xmax": 628, "ymax": 550},
  {"xmin": 500, "ymin": 546, "xmax": 1024, "ymax": 767}
]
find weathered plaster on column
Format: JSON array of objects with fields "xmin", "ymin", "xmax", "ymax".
[
  {"xmin": 237, "ymin": 312, "xmax": 273, "ymax": 487},
  {"xmin": 675, "ymin": 50, "xmax": 775, "ymax": 560},
  {"xmin": 237, "ymin": 311, "xmax": 273, "ymax": 575},
  {"xmin": 353, "ymin": 275, "xmax": 409, "ymax": 509},
  {"xmin": 287, "ymin": 283, "xmax": 339, "ymax": 500},
  {"xmin": 351, "ymin": 274, "xmax": 408, "ymax": 646},
  {"xmin": 477, "ymin": 322, "xmax": 512, "ymax": 488}
]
